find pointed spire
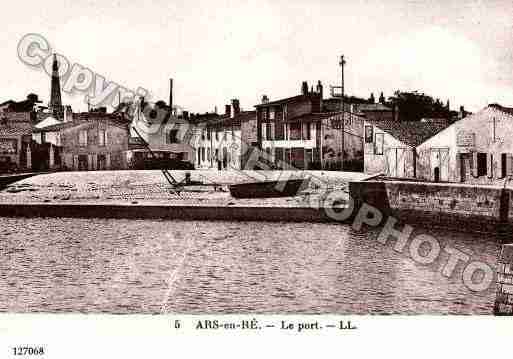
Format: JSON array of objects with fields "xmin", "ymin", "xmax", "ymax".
[{"xmin": 49, "ymin": 53, "xmax": 64, "ymax": 119}]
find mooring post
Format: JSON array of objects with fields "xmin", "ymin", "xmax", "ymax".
[{"xmin": 494, "ymin": 243, "xmax": 513, "ymax": 315}]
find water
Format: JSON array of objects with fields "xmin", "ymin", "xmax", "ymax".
[{"xmin": 0, "ymin": 217, "xmax": 501, "ymax": 314}]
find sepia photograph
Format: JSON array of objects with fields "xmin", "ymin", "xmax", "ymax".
[{"xmin": 0, "ymin": 0, "xmax": 513, "ymax": 357}]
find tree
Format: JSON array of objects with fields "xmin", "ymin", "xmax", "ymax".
[
  {"xmin": 387, "ymin": 90, "xmax": 453, "ymax": 122},
  {"xmin": 369, "ymin": 93, "xmax": 375, "ymax": 103}
]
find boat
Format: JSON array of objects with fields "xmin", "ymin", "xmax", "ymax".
[{"xmin": 228, "ymin": 178, "xmax": 310, "ymax": 199}]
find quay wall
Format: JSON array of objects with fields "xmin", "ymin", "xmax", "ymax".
[
  {"xmin": 349, "ymin": 180, "xmax": 510, "ymax": 234},
  {"xmin": 494, "ymin": 244, "xmax": 513, "ymax": 315},
  {"xmin": 0, "ymin": 203, "xmax": 342, "ymax": 223}
]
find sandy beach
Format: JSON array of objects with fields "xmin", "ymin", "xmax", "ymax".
[{"xmin": 0, "ymin": 170, "xmax": 371, "ymax": 208}]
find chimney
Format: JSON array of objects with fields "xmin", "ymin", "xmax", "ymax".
[
  {"xmin": 169, "ymin": 78, "xmax": 173, "ymax": 115},
  {"xmin": 301, "ymin": 81, "xmax": 308, "ymax": 96},
  {"xmin": 393, "ymin": 104, "xmax": 399, "ymax": 121},
  {"xmin": 225, "ymin": 104, "xmax": 231, "ymax": 117},
  {"xmin": 262, "ymin": 95, "xmax": 269, "ymax": 104},
  {"xmin": 183, "ymin": 110, "xmax": 189, "ymax": 121},
  {"xmin": 316, "ymin": 80, "xmax": 323, "ymax": 98},
  {"xmin": 231, "ymin": 99, "xmax": 240, "ymax": 116},
  {"xmin": 459, "ymin": 106, "xmax": 465, "ymax": 119}
]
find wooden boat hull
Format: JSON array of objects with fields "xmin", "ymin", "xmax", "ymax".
[{"xmin": 228, "ymin": 178, "xmax": 310, "ymax": 199}]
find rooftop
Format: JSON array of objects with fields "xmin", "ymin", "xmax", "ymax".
[
  {"xmin": 255, "ymin": 94, "xmax": 317, "ymax": 108},
  {"xmin": 368, "ymin": 119, "xmax": 449, "ymax": 147}
]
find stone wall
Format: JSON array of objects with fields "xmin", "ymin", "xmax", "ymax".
[
  {"xmin": 349, "ymin": 180, "xmax": 510, "ymax": 233},
  {"xmin": 494, "ymin": 244, "xmax": 513, "ymax": 315}
]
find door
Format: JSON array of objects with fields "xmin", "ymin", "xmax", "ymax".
[
  {"xmin": 97, "ymin": 154, "xmax": 106, "ymax": 170},
  {"xmin": 430, "ymin": 148, "xmax": 449, "ymax": 182}
]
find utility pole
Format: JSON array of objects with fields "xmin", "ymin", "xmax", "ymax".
[{"xmin": 339, "ymin": 55, "xmax": 346, "ymax": 171}]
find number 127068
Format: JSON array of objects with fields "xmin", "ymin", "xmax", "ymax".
[{"xmin": 12, "ymin": 346, "xmax": 45, "ymax": 356}]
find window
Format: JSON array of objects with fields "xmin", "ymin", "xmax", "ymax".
[
  {"xmin": 98, "ymin": 129, "xmax": 106, "ymax": 146},
  {"xmin": 374, "ymin": 133, "xmax": 384, "ymax": 155},
  {"xmin": 79, "ymin": 130, "xmax": 88, "ymax": 146},
  {"xmin": 215, "ymin": 131, "xmax": 219, "ymax": 141},
  {"xmin": 365, "ymin": 125, "xmax": 373, "ymax": 143},
  {"xmin": 223, "ymin": 131, "xmax": 227, "ymax": 141},
  {"xmin": 266, "ymin": 122, "xmax": 272, "ymax": 140},
  {"xmin": 261, "ymin": 123, "xmax": 267, "ymax": 140},
  {"xmin": 501, "ymin": 154, "xmax": 507, "ymax": 178},
  {"xmin": 302, "ymin": 123, "xmax": 311, "ymax": 140},
  {"xmin": 202, "ymin": 147, "xmax": 205, "ymax": 162},
  {"xmin": 275, "ymin": 122, "xmax": 285, "ymax": 140},
  {"xmin": 168, "ymin": 129, "xmax": 179, "ymax": 143},
  {"xmin": 289, "ymin": 122, "xmax": 301, "ymax": 140},
  {"xmin": 207, "ymin": 148, "xmax": 211, "ymax": 161},
  {"xmin": 207, "ymin": 129, "xmax": 211, "ymax": 140},
  {"xmin": 477, "ymin": 153, "xmax": 487, "ymax": 176},
  {"xmin": 269, "ymin": 109, "xmax": 275, "ymax": 120}
]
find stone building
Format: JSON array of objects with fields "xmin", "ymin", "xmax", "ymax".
[
  {"xmin": 363, "ymin": 119, "xmax": 448, "ymax": 178},
  {"xmin": 246, "ymin": 81, "xmax": 365, "ymax": 170},
  {"xmin": 416, "ymin": 104, "xmax": 513, "ymax": 183},
  {"xmin": 0, "ymin": 112, "xmax": 33, "ymax": 172},
  {"xmin": 193, "ymin": 99, "xmax": 254, "ymax": 170},
  {"xmin": 127, "ymin": 100, "xmax": 195, "ymax": 169},
  {"xmin": 33, "ymin": 112, "xmax": 129, "ymax": 170}
]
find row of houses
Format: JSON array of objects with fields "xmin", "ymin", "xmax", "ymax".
[
  {"xmin": 4, "ymin": 53, "xmax": 511, "ymax": 186},
  {"xmin": 192, "ymin": 80, "xmax": 395, "ymax": 172},
  {"xmin": 363, "ymin": 103, "xmax": 513, "ymax": 185}
]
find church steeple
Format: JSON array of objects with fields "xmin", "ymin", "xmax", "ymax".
[{"xmin": 49, "ymin": 54, "xmax": 64, "ymax": 119}]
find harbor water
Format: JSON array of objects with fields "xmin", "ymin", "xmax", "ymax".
[{"xmin": 0, "ymin": 217, "xmax": 500, "ymax": 314}]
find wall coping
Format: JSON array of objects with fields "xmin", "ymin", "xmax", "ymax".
[{"xmin": 361, "ymin": 179, "xmax": 505, "ymax": 190}]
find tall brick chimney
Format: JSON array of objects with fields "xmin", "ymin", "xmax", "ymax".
[
  {"xmin": 301, "ymin": 81, "xmax": 309, "ymax": 96},
  {"xmin": 316, "ymin": 80, "xmax": 323, "ymax": 98},
  {"xmin": 459, "ymin": 106, "xmax": 466, "ymax": 119},
  {"xmin": 231, "ymin": 99, "xmax": 240, "ymax": 116}
]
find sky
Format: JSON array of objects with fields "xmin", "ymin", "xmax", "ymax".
[{"xmin": 2, "ymin": 0, "xmax": 513, "ymax": 113}]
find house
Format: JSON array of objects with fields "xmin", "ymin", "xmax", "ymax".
[
  {"xmin": 364, "ymin": 119, "xmax": 449, "ymax": 178},
  {"xmin": 33, "ymin": 112, "xmax": 130, "ymax": 170},
  {"xmin": 193, "ymin": 99, "xmax": 255, "ymax": 170},
  {"xmin": 322, "ymin": 95, "xmax": 398, "ymax": 122},
  {"xmin": 245, "ymin": 81, "xmax": 365, "ymax": 170},
  {"xmin": 416, "ymin": 104, "xmax": 513, "ymax": 183},
  {"xmin": 126, "ymin": 80, "xmax": 195, "ymax": 169},
  {"xmin": 127, "ymin": 100, "xmax": 195, "ymax": 169},
  {"xmin": 0, "ymin": 112, "xmax": 33, "ymax": 172}
]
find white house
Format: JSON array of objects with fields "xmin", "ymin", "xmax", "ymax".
[
  {"xmin": 364, "ymin": 119, "xmax": 449, "ymax": 179},
  {"xmin": 416, "ymin": 104, "xmax": 513, "ymax": 184}
]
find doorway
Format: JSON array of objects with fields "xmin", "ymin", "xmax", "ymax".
[{"xmin": 434, "ymin": 167, "xmax": 440, "ymax": 182}]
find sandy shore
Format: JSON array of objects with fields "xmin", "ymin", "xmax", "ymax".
[{"xmin": 0, "ymin": 170, "xmax": 370, "ymax": 208}]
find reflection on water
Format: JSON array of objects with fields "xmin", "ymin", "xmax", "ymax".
[{"xmin": 0, "ymin": 217, "xmax": 500, "ymax": 314}]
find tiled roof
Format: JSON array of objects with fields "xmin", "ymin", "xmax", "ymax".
[
  {"xmin": 357, "ymin": 103, "xmax": 392, "ymax": 112},
  {"xmin": 368, "ymin": 120, "xmax": 449, "ymax": 147},
  {"xmin": 193, "ymin": 111, "xmax": 256, "ymax": 127},
  {"xmin": 33, "ymin": 117, "xmax": 128, "ymax": 133},
  {"xmin": 490, "ymin": 104, "xmax": 513, "ymax": 116},
  {"xmin": 284, "ymin": 111, "xmax": 365, "ymax": 123},
  {"xmin": 0, "ymin": 121, "xmax": 32, "ymax": 137},
  {"xmin": 255, "ymin": 94, "xmax": 311, "ymax": 108}
]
